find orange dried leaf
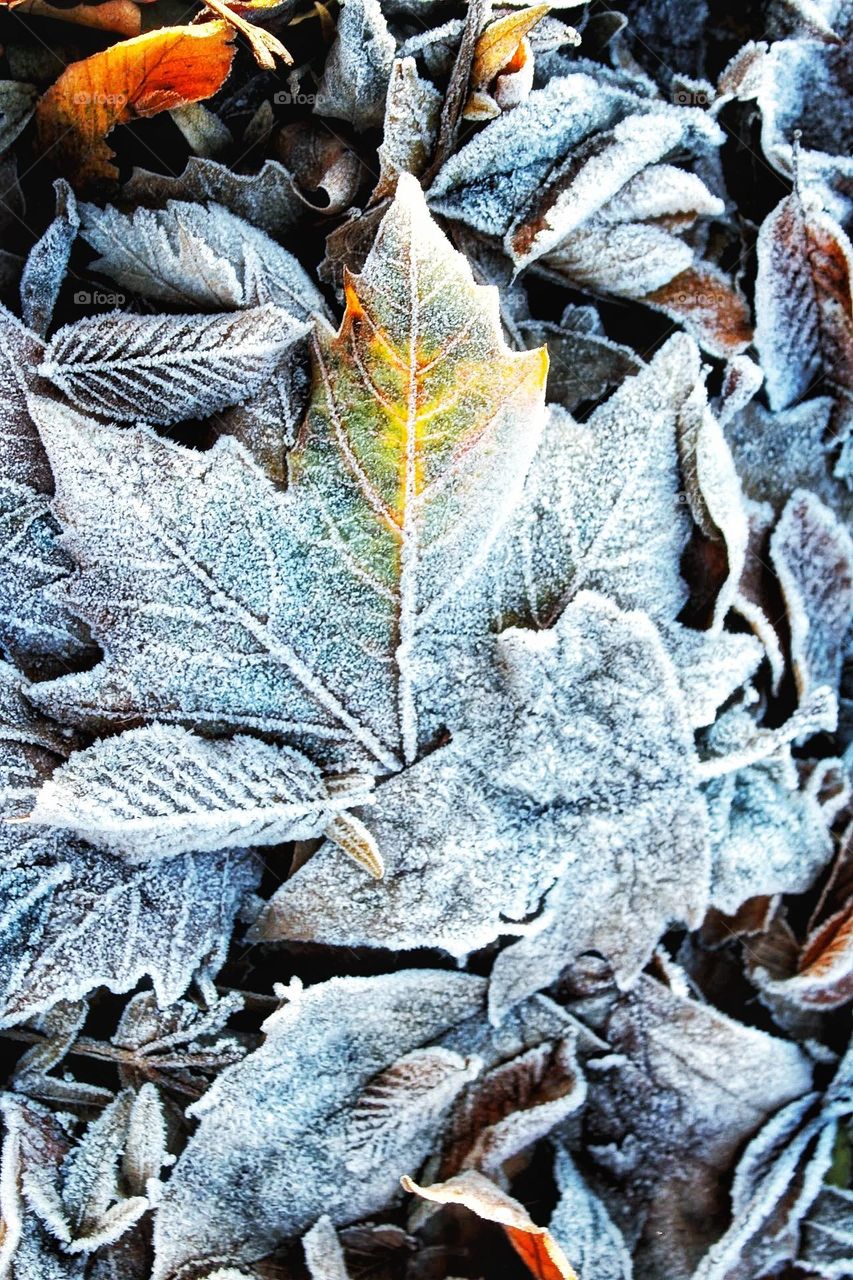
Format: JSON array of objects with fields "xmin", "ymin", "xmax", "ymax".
[
  {"xmin": 35, "ymin": 22, "xmax": 236, "ymax": 190},
  {"xmin": 401, "ymin": 1171, "xmax": 579, "ymax": 1280},
  {"xmin": 470, "ymin": 5, "xmax": 550, "ymax": 89}
]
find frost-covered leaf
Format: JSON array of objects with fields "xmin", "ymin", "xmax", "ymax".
[
  {"xmin": 643, "ymin": 263, "xmax": 753, "ymax": 358},
  {"xmin": 38, "ymin": 306, "xmax": 308, "ymax": 425},
  {"xmin": 373, "ymin": 57, "xmax": 442, "ymax": 201},
  {"xmin": 770, "ymin": 489, "xmax": 853, "ymax": 699},
  {"xmin": 692, "ymin": 1047, "xmax": 852, "ymax": 1280},
  {"xmin": 29, "ymin": 724, "xmax": 376, "ymax": 864},
  {"xmin": 704, "ymin": 702, "xmax": 835, "ymax": 914},
  {"xmin": 0, "ymin": 80, "xmax": 37, "ymax": 153},
  {"xmin": 80, "ymin": 199, "xmax": 328, "ymax": 317},
  {"xmin": 489, "ymin": 335, "xmax": 698, "ymax": 631},
  {"xmin": 0, "ymin": 305, "xmax": 50, "ymax": 491},
  {"xmin": 19, "ymin": 180, "xmax": 78, "ymax": 339},
  {"xmin": 433, "ymin": 1038, "xmax": 585, "ymax": 1183},
  {"xmin": 402, "ymin": 1170, "xmax": 579, "ymax": 1280},
  {"xmin": 428, "ymin": 72, "xmax": 720, "ymax": 243},
  {"xmin": 123, "ymin": 157, "xmax": 302, "ymax": 237},
  {"xmin": 724, "ymin": 395, "xmax": 850, "ymax": 520},
  {"xmin": 152, "ymin": 971, "xmax": 488, "ymax": 1276},
  {"xmin": 757, "ymin": 36, "xmax": 853, "ymax": 223},
  {"xmin": 303, "ymin": 1216, "xmax": 352, "ymax": 1280},
  {"xmin": 255, "ymin": 593, "xmax": 709, "ymax": 1016},
  {"xmin": 584, "ymin": 974, "xmax": 813, "ymax": 1280},
  {"xmin": 0, "ymin": 680, "xmax": 260, "ymax": 1025},
  {"xmin": 314, "ymin": 0, "xmax": 396, "ymax": 129},
  {"xmin": 754, "ymin": 187, "xmax": 853, "ymax": 411},
  {"xmin": 28, "ymin": 176, "xmax": 547, "ymax": 771},
  {"xmin": 798, "ymin": 1184, "xmax": 853, "ymax": 1278},
  {"xmin": 517, "ymin": 306, "xmax": 641, "ymax": 412},
  {"xmin": 548, "ymin": 1145, "xmax": 632, "ymax": 1280},
  {"xmin": 676, "ymin": 375, "xmax": 748, "ymax": 628},
  {"xmin": 0, "ymin": 479, "xmax": 90, "ymax": 672}
]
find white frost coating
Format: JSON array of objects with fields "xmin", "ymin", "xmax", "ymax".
[
  {"xmin": 39, "ymin": 306, "xmax": 309, "ymax": 426},
  {"xmin": 79, "ymin": 199, "xmax": 329, "ymax": 318},
  {"xmin": 314, "ymin": 0, "xmax": 396, "ymax": 129},
  {"xmin": 0, "ymin": 683, "xmax": 260, "ymax": 1026},
  {"xmin": 754, "ymin": 189, "xmax": 853, "ymax": 412},
  {"xmin": 152, "ymin": 970, "xmax": 487, "ymax": 1277},
  {"xmin": 704, "ymin": 703, "xmax": 835, "ymax": 914},
  {"xmin": 303, "ymin": 1216, "xmax": 352, "ymax": 1280},
  {"xmin": 255, "ymin": 593, "xmax": 709, "ymax": 1010},
  {"xmin": 29, "ymin": 724, "xmax": 375, "ymax": 862},
  {"xmin": 584, "ymin": 975, "xmax": 813, "ymax": 1280},
  {"xmin": 124, "ymin": 157, "xmax": 303, "ymax": 236},
  {"xmin": 0, "ymin": 479, "xmax": 89, "ymax": 670},
  {"xmin": 770, "ymin": 489, "xmax": 853, "ymax": 699},
  {"xmin": 549, "ymin": 1144, "xmax": 632, "ymax": 1280},
  {"xmin": 428, "ymin": 72, "xmax": 722, "ymax": 239}
]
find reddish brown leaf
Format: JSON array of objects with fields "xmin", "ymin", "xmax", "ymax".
[{"xmin": 645, "ymin": 264, "xmax": 753, "ymax": 358}]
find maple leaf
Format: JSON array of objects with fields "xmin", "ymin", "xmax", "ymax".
[
  {"xmin": 27, "ymin": 176, "xmax": 547, "ymax": 771},
  {"xmin": 35, "ymin": 23, "xmax": 236, "ymax": 190}
]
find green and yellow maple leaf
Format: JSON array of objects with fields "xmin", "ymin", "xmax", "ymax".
[{"xmin": 27, "ymin": 176, "xmax": 548, "ymax": 771}]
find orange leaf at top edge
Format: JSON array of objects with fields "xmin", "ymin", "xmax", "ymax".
[
  {"xmin": 35, "ymin": 21, "xmax": 235, "ymax": 191},
  {"xmin": 401, "ymin": 1172, "xmax": 579, "ymax": 1280}
]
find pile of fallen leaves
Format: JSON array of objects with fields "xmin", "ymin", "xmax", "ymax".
[{"xmin": 0, "ymin": 0, "xmax": 851, "ymax": 1276}]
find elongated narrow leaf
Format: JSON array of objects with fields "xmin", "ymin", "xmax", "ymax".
[
  {"xmin": 39, "ymin": 306, "xmax": 308, "ymax": 425},
  {"xmin": 30, "ymin": 724, "xmax": 375, "ymax": 863}
]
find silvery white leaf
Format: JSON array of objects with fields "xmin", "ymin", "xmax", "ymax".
[
  {"xmin": 770, "ymin": 489, "xmax": 853, "ymax": 698},
  {"xmin": 548, "ymin": 1144, "xmax": 632, "ymax": 1280},
  {"xmin": 255, "ymin": 593, "xmax": 708, "ymax": 1017},
  {"xmin": 123, "ymin": 158, "xmax": 302, "ymax": 237},
  {"xmin": 0, "ymin": 305, "xmax": 50, "ymax": 491},
  {"xmin": 754, "ymin": 187, "xmax": 853, "ymax": 411},
  {"xmin": 80, "ymin": 200, "xmax": 328, "ymax": 319},
  {"xmin": 374, "ymin": 57, "xmax": 442, "ymax": 200},
  {"xmin": 757, "ymin": 37, "xmax": 853, "ymax": 222},
  {"xmin": 314, "ymin": 0, "xmax": 396, "ymax": 129},
  {"xmin": 303, "ymin": 1216, "xmax": 352, "ymax": 1280},
  {"xmin": 20, "ymin": 180, "xmax": 78, "ymax": 339},
  {"xmin": 29, "ymin": 724, "xmax": 374, "ymax": 862},
  {"xmin": 152, "ymin": 970, "xmax": 488, "ymax": 1276},
  {"xmin": 585, "ymin": 974, "xmax": 813, "ymax": 1280},
  {"xmin": 0, "ymin": 680, "xmax": 261, "ymax": 1026},
  {"xmin": 0, "ymin": 479, "xmax": 89, "ymax": 672},
  {"xmin": 39, "ymin": 306, "xmax": 308, "ymax": 425}
]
